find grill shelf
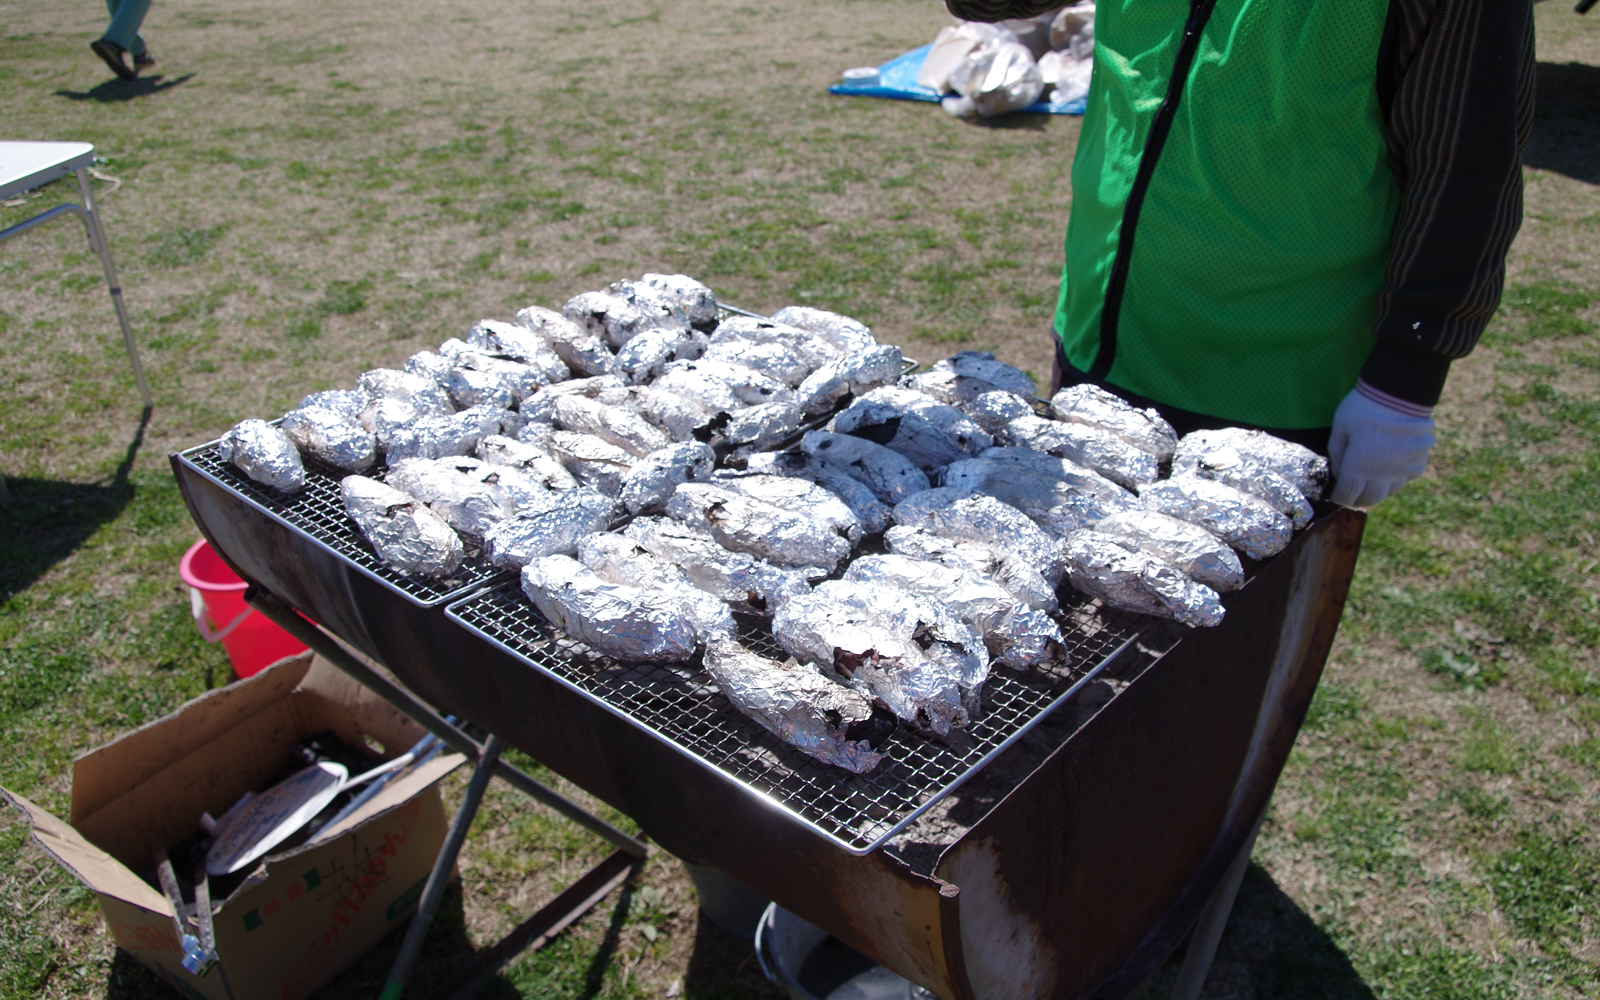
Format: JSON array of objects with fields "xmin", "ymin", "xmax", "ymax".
[
  {"xmin": 446, "ymin": 582, "xmax": 1146, "ymax": 855},
  {"xmin": 176, "ymin": 442, "xmax": 509, "ymax": 607}
]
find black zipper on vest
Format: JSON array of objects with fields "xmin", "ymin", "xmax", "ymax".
[{"xmin": 1088, "ymin": 0, "xmax": 1222, "ymax": 381}]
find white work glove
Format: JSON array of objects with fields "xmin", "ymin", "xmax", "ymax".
[{"xmin": 1327, "ymin": 383, "xmax": 1436, "ymax": 509}]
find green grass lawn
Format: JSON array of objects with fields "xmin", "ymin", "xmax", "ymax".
[{"xmin": 2, "ymin": 0, "xmax": 1598, "ymax": 997}]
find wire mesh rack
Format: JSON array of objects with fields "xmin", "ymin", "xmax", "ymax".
[
  {"xmin": 446, "ymin": 582, "xmax": 1147, "ymax": 855},
  {"xmin": 176, "ymin": 442, "xmax": 509, "ymax": 607}
]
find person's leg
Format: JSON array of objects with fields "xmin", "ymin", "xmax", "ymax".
[{"xmin": 102, "ymin": 0, "xmax": 152, "ymax": 57}]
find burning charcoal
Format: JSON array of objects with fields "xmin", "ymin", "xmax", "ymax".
[
  {"xmin": 513, "ymin": 305, "xmax": 620, "ymax": 378},
  {"xmin": 830, "ymin": 398, "xmax": 970, "ymax": 474},
  {"xmin": 710, "ymin": 315, "xmax": 840, "ymax": 369},
  {"xmin": 1092, "ymin": 509, "xmax": 1244, "ymax": 592},
  {"xmin": 938, "ymin": 457, "xmax": 1136, "ymax": 538},
  {"xmin": 712, "ymin": 470, "xmax": 862, "ymax": 544},
  {"xmin": 620, "ymin": 441, "xmax": 716, "ymax": 515},
  {"xmin": 929, "ymin": 351, "xmax": 1035, "ymax": 398},
  {"xmin": 218, "ymin": 419, "xmax": 305, "ymax": 492},
  {"xmin": 800, "ymin": 430, "xmax": 930, "ymax": 505},
  {"xmin": 856, "ymin": 386, "xmax": 992, "ymax": 455},
  {"xmin": 655, "ymin": 358, "xmax": 794, "ymax": 409},
  {"xmin": 1065, "ymin": 531, "xmax": 1224, "ymax": 628},
  {"xmin": 892, "ymin": 487, "xmax": 1067, "ymax": 586},
  {"xmin": 623, "ymin": 517, "xmax": 819, "ymax": 612},
  {"xmin": 1172, "ymin": 428, "xmax": 1329, "ymax": 501},
  {"xmin": 1140, "ymin": 477, "xmax": 1293, "ymax": 561},
  {"xmin": 466, "ymin": 318, "xmax": 573, "ymax": 384},
  {"xmin": 767, "ymin": 306, "xmax": 878, "ymax": 355},
  {"xmin": 795, "ymin": 344, "xmax": 903, "ymax": 415},
  {"xmin": 702, "ymin": 340, "xmax": 811, "ymax": 388},
  {"xmin": 1000, "ymin": 414, "xmax": 1160, "ymax": 490},
  {"xmin": 722, "ymin": 401, "xmax": 805, "ymax": 457},
  {"xmin": 1176, "ymin": 444, "xmax": 1313, "ymax": 528},
  {"xmin": 577, "ymin": 532, "xmax": 734, "ymax": 639},
  {"xmin": 1049, "ymin": 384, "xmax": 1178, "ymax": 461},
  {"xmin": 521, "ymin": 555, "xmax": 703, "ymax": 662},
  {"xmin": 702, "ymin": 638, "xmax": 890, "ymax": 774},
  {"xmin": 476, "ymin": 435, "xmax": 579, "ymax": 492},
  {"xmin": 481, "ymin": 490, "xmax": 620, "ymax": 569},
  {"xmin": 772, "ymin": 590, "xmax": 968, "ymax": 736},
  {"xmin": 884, "ymin": 526, "xmax": 1059, "ymax": 613},
  {"xmin": 742, "ymin": 451, "xmax": 893, "ymax": 536},
  {"xmin": 280, "ymin": 407, "xmax": 376, "ymax": 474},
  {"xmin": 666, "ymin": 483, "xmax": 851, "ymax": 572},
  {"xmin": 958, "ymin": 390, "xmax": 1033, "ymax": 435},
  {"xmin": 553, "ymin": 394, "xmax": 670, "ymax": 457},
  {"xmin": 547, "ymin": 431, "xmax": 634, "ymax": 496},
  {"xmin": 340, "ymin": 475, "xmax": 463, "ymax": 578}
]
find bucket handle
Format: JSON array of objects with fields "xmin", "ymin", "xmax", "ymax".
[
  {"xmin": 189, "ymin": 587, "xmax": 252, "ymax": 644},
  {"xmin": 754, "ymin": 904, "xmax": 781, "ymax": 986}
]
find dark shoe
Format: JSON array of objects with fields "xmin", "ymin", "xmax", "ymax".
[
  {"xmin": 90, "ymin": 38, "xmax": 136, "ymax": 80},
  {"xmin": 134, "ymin": 52, "xmax": 156, "ymax": 75}
]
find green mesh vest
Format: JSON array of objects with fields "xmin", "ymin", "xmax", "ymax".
[{"xmin": 1054, "ymin": 0, "xmax": 1401, "ymax": 429}]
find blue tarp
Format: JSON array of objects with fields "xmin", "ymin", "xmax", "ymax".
[{"xmin": 827, "ymin": 44, "xmax": 1087, "ymax": 116}]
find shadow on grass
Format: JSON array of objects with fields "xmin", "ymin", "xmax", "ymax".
[
  {"xmin": 1524, "ymin": 61, "xmax": 1600, "ymax": 185},
  {"xmin": 684, "ymin": 911, "xmax": 785, "ymax": 1000},
  {"xmin": 54, "ymin": 73, "xmax": 195, "ymax": 103},
  {"xmin": 1, "ymin": 408, "xmax": 149, "ymax": 605},
  {"xmin": 1134, "ymin": 863, "xmax": 1378, "ymax": 1000}
]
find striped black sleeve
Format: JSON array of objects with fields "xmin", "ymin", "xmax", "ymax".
[
  {"xmin": 943, "ymin": 0, "xmax": 1062, "ymax": 21},
  {"xmin": 1361, "ymin": 0, "xmax": 1536, "ymax": 408}
]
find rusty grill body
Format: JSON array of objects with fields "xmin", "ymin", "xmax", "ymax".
[{"xmin": 172, "ymin": 439, "xmax": 1362, "ymax": 1000}]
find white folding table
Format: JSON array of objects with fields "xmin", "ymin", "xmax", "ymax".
[{"xmin": 0, "ymin": 141, "xmax": 153, "ymax": 410}]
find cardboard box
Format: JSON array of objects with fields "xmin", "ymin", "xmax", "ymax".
[{"xmin": 5, "ymin": 652, "xmax": 465, "ymax": 1000}]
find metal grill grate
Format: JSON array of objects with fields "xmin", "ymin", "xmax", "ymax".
[
  {"xmin": 177, "ymin": 443, "xmax": 509, "ymax": 607},
  {"xmin": 446, "ymin": 583, "xmax": 1146, "ymax": 854}
]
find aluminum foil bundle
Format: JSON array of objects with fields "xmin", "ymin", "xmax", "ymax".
[
  {"xmin": 701, "ymin": 339, "xmax": 811, "ymax": 388},
  {"xmin": 857, "ymin": 386, "xmax": 992, "ymax": 455},
  {"xmin": 553, "ymin": 394, "xmax": 670, "ymax": 457},
  {"xmin": 883, "ymin": 525, "xmax": 1059, "ymax": 613},
  {"xmin": 1049, "ymin": 384, "xmax": 1178, "ymax": 461},
  {"xmin": 904, "ymin": 368, "xmax": 1016, "ymax": 407},
  {"xmin": 772, "ymin": 590, "xmax": 968, "ymax": 735},
  {"xmin": 977, "ymin": 445, "xmax": 1135, "ymax": 503},
  {"xmin": 614, "ymin": 324, "xmax": 699, "ymax": 384},
  {"xmin": 355, "ymin": 369, "xmax": 454, "ymax": 418},
  {"xmin": 711, "ymin": 470, "xmax": 862, "ymax": 544},
  {"xmin": 843, "ymin": 554, "xmax": 1063, "ymax": 669},
  {"xmin": 702, "ymin": 638, "xmax": 889, "ymax": 774},
  {"xmin": 481, "ymin": 489, "xmax": 620, "ymax": 568},
  {"xmin": 1181, "ymin": 445, "xmax": 1313, "ymax": 528},
  {"xmin": 466, "ymin": 318, "xmax": 573, "ymax": 383},
  {"xmin": 623, "ymin": 517, "xmax": 820, "ymax": 612},
  {"xmin": 666, "ymin": 482, "xmax": 851, "ymax": 571},
  {"xmin": 521, "ymin": 555, "xmax": 702, "ymax": 662},
  {"xmin": 815, "ymin": 579, "xmax": 991, "ymax": 712},
  {"xmin": 767, "ymin": 306, "xmax": 879, "ymax": 356},
  {"xmin": 1172, "ymin": 428, "xmax": 1329, "ymax": 500},
  {"xmin": 637, "ymin": 273, "xmax": 719, "ymax": 330},
  {"xmin": 577, "ymin": 533, "xmax": 735, "ymax": 640},
  {"xmin": 742, "ymin": 451, "xmax": 892, "ymax": 536},
  {"xmin": 795, "ymin": 344, "xmax": 903, "ymax": 415},
  {"xmin": 513, "ymin": 305, "xmax": 621, "ymax": 378},
  {"xmin": 475, "ymin": 435, "xmax": 580, "ymax": 492},
  {"xmin": 620, "ymin": 440, "xmax": 716, "ymax": 515},
  {"xmin": 547, "ymin": 431, "xmax": 634, "ymax": 496},
  {"xmin": 404, "ymin": 350, "xmax": 452, "ymax": 382},
  {"xmin": 386, "ymin": 457, "xmax": 510, "ymax": 537},
  {"xmin": 892, "ymin": 487, "xmax": 1067, "ymax": 586},
  {"xmin": 447, "ymin": 348, "xmax": 548, "ymax": 404},
  {"xmin": 800, "ymin": 430, "xmax": 931, "ymax": 505},
  {"xmin": 520, "ymin": 374, "xmax": 628, "ymax": 424},
  {"xmin": 563, "ymin": 288, "xmax": 690, "ymax": 351},
  {"xmin": 930, "ymin": 351, "xmax": 1036, "ymax": 398},
  {"xmin": 1065, "ymin": 531, "xmax": 1225, "ymax": 628},
  {"xmin": 480, "ymin": 464, "xmax": 565, "ymax": 517},
  {"xmin": 958, "ymin": 390, "xmax": 1033, "ymax": 435},
  {"xmin": 1092, "ymin": 509, "xmax": 1245, "ymax": 592},
  {"xmin": 939, "ymin": 457, "xmax": 1137, "ymax": 537},
  {"xmin": 1140, "ymin": 476, "xmax": 1293, "ymax": 561},
  {"xmin": 383, "ymin": 406, "xmax": 502, "ymax": 463},
  {"xmin": 218, "ymin": 419, "xmax": 305, "ymax": 492},
  {"xmin": 709, "ymin": 315, "xmax": 840, "ymax": 369},
  {"xmin": 441, "ymin": 366, "xmax": 514, "ymax": 411},
  {"xmin": 722, "ymin": 401, "xmax": 806, "ymax": 457},
  {"xmin": 340, "ymin": 475, "xmax": 463, "ymax": 577},
  {"xmin": 1001, "ymin": 414, "xmax": 1160, "ymax": 490},
  {"xmin": 297, "ymin": 389, "xmax": 368, "ymax": 422},
  {"xmin": 280, "ymin": 406, "xmax": 376, "ymax": 473},
  {"xmin": 633, "ymin": 386, "xmax": 714, "ymax": 442},
  {"xmin": 830, "ymin": 399, "xmax": 970, "ymax": 474},
  {"xmin": 942, "ymin": 38, "xmax": 1044, "ymax": 119},
  {"xmin": 656, "ymin": 358, "xmax": 794, "ymax": 409}
]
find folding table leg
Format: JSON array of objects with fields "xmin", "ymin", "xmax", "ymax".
[
  {"xmin": 1169, "ymin": 813, "xmax": 1264, "ymax": 1000},
  {"xmin": 379, "ymin": 734, "xmax": 505, "ymax": 1000},
  {"xmin": 74, "ymin": 166, "xmax": 152, "ymax": 411}
]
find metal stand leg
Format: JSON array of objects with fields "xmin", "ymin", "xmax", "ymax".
[
  {"xmin": 1169, "ymin": 814, "xmax": 1263, "ymax": 1000},
  {"xmin": 74, "ymin": 166, "xmax": 152, "ymax": 411},
  {"xmin": 379, "ymin": 734, "xmax": 505, "ymax": 1000}
]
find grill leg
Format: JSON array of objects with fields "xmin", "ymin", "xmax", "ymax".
[
  {"xmin": 380, "ymin": 734, "xmax": 505, "ymax": 1000},
  {"xmin": 1168, "ymin": 813, "xmax": 1262, "ymax": 1000}
]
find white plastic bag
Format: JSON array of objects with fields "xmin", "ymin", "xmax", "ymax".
[
  {"xmin": 943, "ymin": 39, "xmax": 1044, "ymax": 119},
  {"xmin": 1049, "ymin": 2, "xmax": 1096, "ymax": 50},
  {"xmin": 919, "ymin": 22, "xmax": 1018, "ymax": 93}
]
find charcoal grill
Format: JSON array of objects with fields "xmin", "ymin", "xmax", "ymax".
[{"xmin": 173, "ymin": 412, "xmax": 1363, "ymax": 1000}]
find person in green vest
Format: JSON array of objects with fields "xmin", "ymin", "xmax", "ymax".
[{"xmin": 945, "ymin": 0, "xmax": 1533, "ymax": 508}]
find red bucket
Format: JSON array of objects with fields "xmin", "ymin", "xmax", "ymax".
[{"xmin": 178, "ymin": 539, "xmax": 310, "ymax": 678}]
